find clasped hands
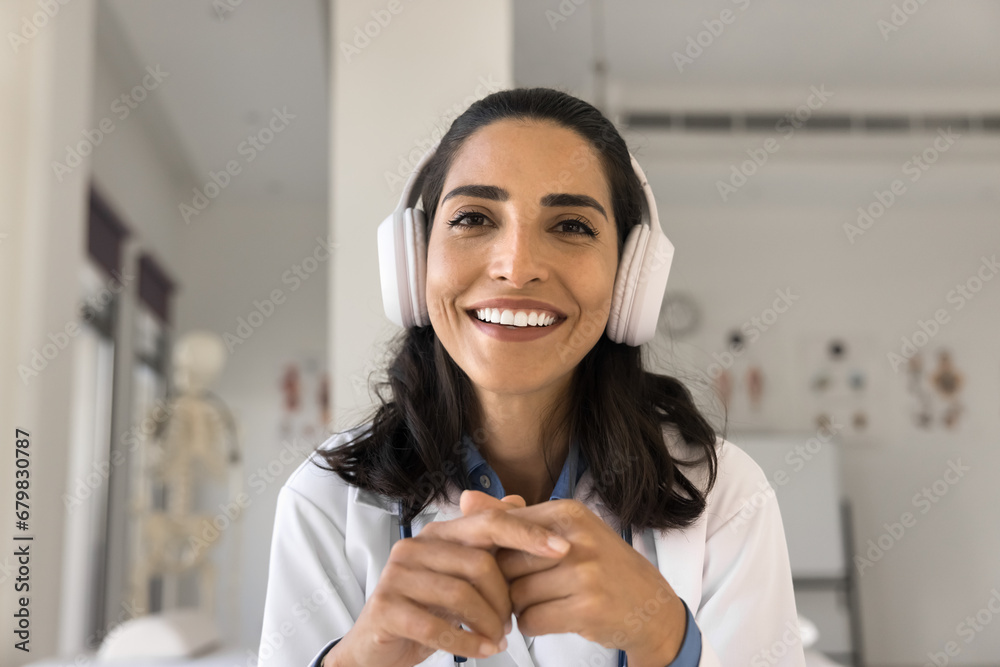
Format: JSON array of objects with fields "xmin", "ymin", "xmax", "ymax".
[{"xmin": 332, "ymin": 490, "xmax": 686, "ymax": 667}]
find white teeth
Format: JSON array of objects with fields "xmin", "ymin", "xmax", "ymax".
[{"xmin": 474, "ymin": 308, "xmax": 558, "ymax": 327}]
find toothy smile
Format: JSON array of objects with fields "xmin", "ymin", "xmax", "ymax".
[{"xmin": 472, "ymin": 308, "xmax": 558, "ymax": 327}]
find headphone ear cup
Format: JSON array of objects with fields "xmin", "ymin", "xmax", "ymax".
[
  {"xmin": 410, "ymin": 207, "xmax": 428, "ymax": 326},
  {"xmin": 607, "ymin": 224, "xmax": 643, "ymax": 343},
  {"xmin": 377, "ymin": 210, "xmax": 407, "ymax": 327}
]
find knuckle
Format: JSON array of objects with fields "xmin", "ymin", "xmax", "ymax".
[
  {"xmin": 579, "ymin": 560, "xmax": 602, "ymax": 586},
  {"xmin": 443, "ymin": 576, "xmax": 470, "ymax": 601},
  {"xmin": 389, "ymin": 537, "xmax": 414, "ymax": 561},
  {"xmin": 470, "ymin": 549, "xmax": 495, "ymax": 579},
  {"xmin": 409, "ymin": 616, "xmax": 437, "ymax": 644},
  {"xmin": 577, "ymin": 595, "xmax": 602, "ymax": 623},
  {"xmin": 481, "ymin": 507, "xmax": 505, "ymax": 523}
]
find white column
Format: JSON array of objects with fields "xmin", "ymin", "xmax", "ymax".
[
  {"xmin": 329, "ymin": 0, "xmax": 513, "ymax": 428},
  {"xmin": 0, "ymin": 0, "xmax": 97, "ymax": 664}
]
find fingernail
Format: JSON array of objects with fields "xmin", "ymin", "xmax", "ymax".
[
  {"xmin": 480, "ymin": 641, "xmax": 497, "ymax": 655},
  {"xmin": 504, "ymin": 618, "xmax": 512, "ymax": 634},
  {"xmin": 498, "ymin": 637, "xmax": 508, "ymax": 651},
  {"xmin": 547, "ymin": 535, "xmax": 570, "ymax": 553}
]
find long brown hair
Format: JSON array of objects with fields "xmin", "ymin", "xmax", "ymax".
[{"xmin": 313, "ymin": 87, "xmax": 721, "ymax": 532}]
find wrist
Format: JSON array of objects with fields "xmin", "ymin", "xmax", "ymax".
[
  {"xmin": 625, "ymin": 594, "xmax": 686, "ymax": 667},
  {"xmin": 321, "ymin": 637, "xmax": 349, "ymax": 667}
]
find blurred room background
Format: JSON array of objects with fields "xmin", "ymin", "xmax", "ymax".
[{"xmin": 2, "ymin": 1, "xmax": 998, "ymax": 665}]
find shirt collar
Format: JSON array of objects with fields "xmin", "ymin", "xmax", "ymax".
[{"xmin": 463, "ymin": 432, "xmax": 588, "ymax": 502}]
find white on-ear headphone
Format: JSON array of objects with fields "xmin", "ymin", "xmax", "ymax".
[{"xmin": 377, "ymin": 137, "xmax": 674, "ymax": 346}]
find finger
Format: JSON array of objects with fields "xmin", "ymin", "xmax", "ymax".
[
  {"xmin": 515, "ymin": 596, "xmax": 580, "ymax": 639},
  {"xmin": 507, "ymin": 563, "xmax": 576, "ymax": 616},
  {"xmin": 421, "ymin": 507, "xmax": 571, "ymax": 558},
  {"xmin": 381, "ymin": 592, "xmax": 503, "ymax": 658},
  {"xmin": 396, "ymin": 538, "xmax": 512, "ymax": 630},
  {"xmin": 395, "ymin": 563, "xmax": 506, "ymax": 644},
  {"xmin": 501, "ymin": 494, "xmax": 526, "ymax": 508},
  {"xmin": 495, "ymin": 546, "xmax": 562, "ymax": 581},
  {"xmin": 460, "ymin": 489, "xmax": 505, "ymax": 517},
  {"xmin": 458, "ymin": 490, "xmax": 526, "ymax": 517}
]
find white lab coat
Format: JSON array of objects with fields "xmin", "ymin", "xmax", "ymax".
[{"xmin": 258, "ymin": 422, "xmax": 807, "ymax": 667}]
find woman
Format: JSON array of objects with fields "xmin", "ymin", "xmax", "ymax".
[{"xmin": 259, "ymin": 87, "xmax": 805, "ymax": 667}]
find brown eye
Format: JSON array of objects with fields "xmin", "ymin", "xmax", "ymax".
[
  {"xmin": 447, "ymin": 210, "xmax": 489, "ymax": 227},
  {"xmin": 556, "ymin": 217, "xmax": 599, "ymax": 237}
]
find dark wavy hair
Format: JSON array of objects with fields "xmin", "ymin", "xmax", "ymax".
[{"xmin": 313, "ymin": 86, "xmax": 721, "ymax": 532}]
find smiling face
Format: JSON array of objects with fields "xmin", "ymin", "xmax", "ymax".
[{"xmin": 425, "ymin": 119, "xmax": 620, "ymax": 402}]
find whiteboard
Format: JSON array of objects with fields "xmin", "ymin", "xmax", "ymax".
[{"xmin": 731, "ymin": 430, "xmax": 846, "ymax": 578}]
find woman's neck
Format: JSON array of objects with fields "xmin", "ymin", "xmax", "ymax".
[{"xmin": 472, "ymin": 379, "xmax": 572, "ymax": 505}]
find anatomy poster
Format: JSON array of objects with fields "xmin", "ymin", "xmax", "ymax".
[
  {"xmin": 278, "ymin": 353, "xmax": 329, "ymax": 445},
  {"xmin": 796, "ymin": 333, "xmax": 885, "ymax": 445},
  {"xmin": 900, "ymin": 345, "xmax": 967, "ymax": 435}
]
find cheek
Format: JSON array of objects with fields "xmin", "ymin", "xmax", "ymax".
[{"xmin": 425, "ymin": 238, "xmax": 468, "ymax": 318}]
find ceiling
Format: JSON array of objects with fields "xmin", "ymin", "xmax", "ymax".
[
  {"xmin": 98, "ymin": 1, "xmax": 999, "ymax": 204},
  {"xmin": 513, "ymin": 0, "xmax": 1000, "ymax": 100},
  {"xmin": 99, "ymin": 0, "xmax": 328, "ymax": 203}
]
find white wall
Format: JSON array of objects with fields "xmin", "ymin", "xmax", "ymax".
[
  {"xmin": 628, "ymin": 133, "xmax": 1000, "ymax": 665},
  {"xmin": 328, "ymin": 0, "xmax": 514, "ymax": 433},
  {"xmin": 0, "ymin": 1, "xmax": 96, "ymax": 664}
]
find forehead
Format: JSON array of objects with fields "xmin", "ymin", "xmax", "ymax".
[{"xmin": 440, "ymin": 119, "xmax": 611, "ymax": 208}]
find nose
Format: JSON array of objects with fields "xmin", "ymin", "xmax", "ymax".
[{"xmin": 487, "ymin": 222, "xmax": 548, "ymax": 288}]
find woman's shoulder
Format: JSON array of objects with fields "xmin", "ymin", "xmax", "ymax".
[
  {"xmin": 278, "ymin": 421, "xmax": 380, "ymax": 516},
  {"xmin": 661, "ymin": 423, "xmax": 774, "ymax": 534}
]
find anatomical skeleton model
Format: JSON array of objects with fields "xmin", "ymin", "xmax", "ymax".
[{"xmin": 129, "ymin": 332, "xmax": 242, "ymax": 623}]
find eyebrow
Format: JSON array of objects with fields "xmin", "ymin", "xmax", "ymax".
[{"xmin": 441, "ymin": 184, "xmax": 607, "ymax": 221}]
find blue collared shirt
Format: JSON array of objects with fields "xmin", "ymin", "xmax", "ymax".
[{"xmin": 308, "ymin": 435, "xmax": 702, "ymax": 666}]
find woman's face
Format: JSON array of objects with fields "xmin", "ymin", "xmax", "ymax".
[{"xmin": 425, "ymin": 119, "xmax": 619, "ymax": 400}]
